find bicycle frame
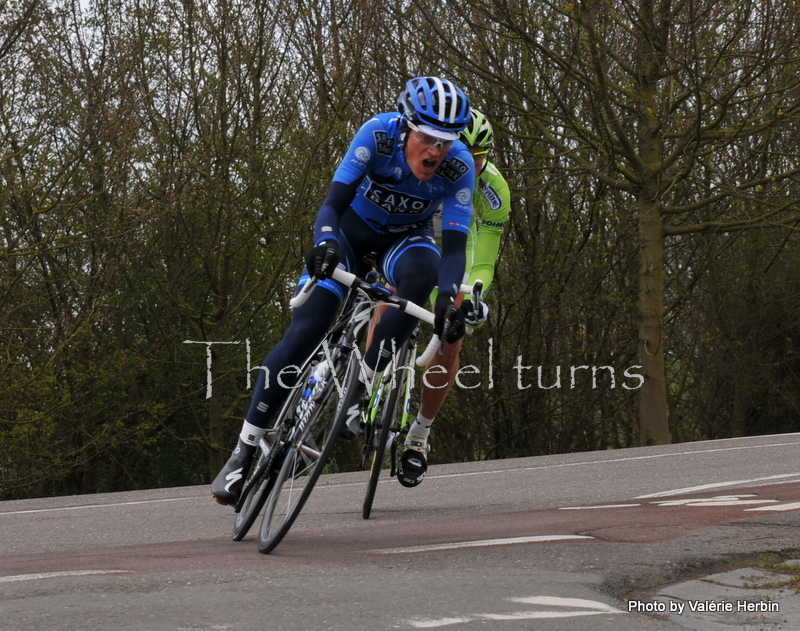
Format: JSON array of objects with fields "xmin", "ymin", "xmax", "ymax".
[
  {"xmin": 239, "ymin": 267, "xmax": 485, "ymax": 549},
  {"xmin": 362, "ymin": 329, "xmax": 418, "ymax": 467}
]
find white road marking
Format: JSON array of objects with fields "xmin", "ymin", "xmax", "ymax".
[
  {"xmin": 745, "ymin": 501, "xmax": 800, "ymax": 512},
  {"xmin": 636, "ymin": 473, "xmax": 800, "ymax": 499},
  {"xmin": 405, "ymin": 595, "xmax": 623, "ymax": 628},
  {"xmin": 559, "ymin": 504, "xmax": 640, "ymax": 510},
  {"xmin": 410, "ymin": 617, "xmax": 470, "ymax": 628},
  {"xmin": 322, "ymin": 439, "xmax": 800, "ymax": 491},
  {"xmin": 0, "ymin": 570, "xmax": 130, "ymax": 583},
  {"xmin": 432, "ymin": 440, "xmax": 800, "ymax": 482},
  {"xmin": 4, "ymin": 439, "xmax": 800, "ymax": 516},
  {"xmin": 0, "ymin": 497, "xmax": 197, "ymax": 516},
  {"xmin": 652, "ymin": 494, "xmax": 778, "ymax": 507},
  {"xmin": 509, "ymin": 596, "xmax": 621, "ymax": 611},
  {"xmin": 374, "ymin": 534, "xmax": 593, "ymax": 555}
]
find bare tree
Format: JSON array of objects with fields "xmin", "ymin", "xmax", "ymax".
[{"xmin": 433, "ymin": 0, "xmax": 800, "ymax": 444}]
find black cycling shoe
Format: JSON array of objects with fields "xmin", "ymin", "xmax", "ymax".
[
  {"xmin": 397, "ymin": 448, "xmax": 427, "ymax": 488},
  {"xmin": 339, "ymin": 380, "xmax": 368, "ymax": 441},
  {"xmin": 211, "ymin": 438, "xmax": 256, "ymax": 506}
]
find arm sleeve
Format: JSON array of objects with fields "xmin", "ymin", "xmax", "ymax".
[
  {"xmin": 313, "ymin": 180, "xmax": 360, "ymax": 244},
  {"xmin": 438, "ymin": 229, "xmax": 467, "ymax": 297},
  {"xmin": 432, "ymin": 147, "xmax": 474, "ymax": 295},
  {"xmin": 466, "ymin": 166, "xmax": 511, "ymax": 297},
  {"xmin": 466, "ymin": 226, "xmax": 503, "ymax": 295}
]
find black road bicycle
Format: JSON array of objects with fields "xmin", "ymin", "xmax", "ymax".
[{"xmin": 359, "ymin": 280, "xmax": 482, "ymax": 519}]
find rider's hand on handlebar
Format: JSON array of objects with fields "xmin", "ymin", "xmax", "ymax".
[
  {"xmin": 461, "ymin": 299, "xmax": 489, "ymax": 328},
  {"xmin": 434, "ymin": 293, "xmax": 466, "ymax": 343},
  {"xmin": 304, "ymin": 239, "xmax": 340, "ymax": 280}
]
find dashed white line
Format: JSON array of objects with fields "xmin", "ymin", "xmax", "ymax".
[
  {"xmin": 0, "ymin": 570, "xmax": 130, "ymax": 583},
  {"xmin": 745, "ymin": 501, "xmax": 800, "ymax": 512},
  {"xmin": 0, "ymin": 497, "xmax": 197, "ymax": 516},
  {"xmin": 559, "ymin": 504, "xmax": 640, "ymax": 510},
  {"xmin": 405, "ymin": 596, "xmax": 623, "ymax": 628},
  {"xmin": 432, "ymin": 440, "xmax": 800, "ymax": 483},
  {"xmin": 4, "ymin": 440, "xmax": 800, "ymax": 517},
  {"xmin": 374, "ymin": 535, "xmax": 593, "ymax": 554},
  {"xmin": 652, "ymin": 495, "xmax": 779, "ymax": 508},
  {"xmin": 636, "ymin": 473, "xmax": 800, "ymax": 499},
  {"xmin": 322, "ymin": 439, "xmax": 800, "ymax": 490}
]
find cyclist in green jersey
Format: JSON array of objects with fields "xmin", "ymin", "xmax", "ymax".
[{"xmin": 398, "ymin": 108, "xmax": 512, "ymax": 487}]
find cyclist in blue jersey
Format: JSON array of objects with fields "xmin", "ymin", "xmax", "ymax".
[{"xmin": 212, "ymin": 76, "xmax": 474, "ymax": 506}]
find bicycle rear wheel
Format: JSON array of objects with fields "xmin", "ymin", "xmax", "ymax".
[
  {"xmin": 362, "ymin": 340, "xmax": 412, "ymax": 519},
  {"xmin": 256, "ymin": 350, "xmax": 357, "ymax": 554}
]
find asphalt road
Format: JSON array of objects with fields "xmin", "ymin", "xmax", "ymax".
[{"xmin": 1, "ymin": 433, "xmax": 799, "ymax": 631}]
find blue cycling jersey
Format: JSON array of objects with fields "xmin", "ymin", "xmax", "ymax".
[{"xmin": 314, "ymin": 113, "xmax": 474, "ymax": 242}]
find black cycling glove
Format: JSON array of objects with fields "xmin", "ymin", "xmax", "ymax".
[
  {"xmin": 434, "ymin": 292, "xmax": 466, "ymax": 343},
  {"xmin": 304, "ymin": 239, "xmax": 340, "ymax": 280}
]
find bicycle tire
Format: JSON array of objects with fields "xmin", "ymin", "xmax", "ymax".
[
  {"xmin": 231, "ymin": 391, "xmax": 297, "ymax": 541},
  {"xmin": 362, "ymin": 340, "xmax": 412, "ymax": 519},
  {"xmin": 231, "ymin": 348, "xmax": 333, "ymax": 542},
  {"xmin": 256, "ymin": 350, "xmax": 356, "ymax": 554},
  {"xmin": 231, "ymin": 439, "xmax": 276, "ymax": 541}
]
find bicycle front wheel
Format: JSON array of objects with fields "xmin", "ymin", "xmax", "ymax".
[
  {"xmin": 362, "ymin": 340, "xmax": 412, "ymax": 519},
  {"xmin": 232, "ymin": 359, "xmax": 317, "ymax": 541},
  {"xmin": 256, "ymin": 351, "xmax": 356, "ymax": 554},
  {"xmin": 231, "ymin": 427, "xmax": 282, "ymax": 541}
]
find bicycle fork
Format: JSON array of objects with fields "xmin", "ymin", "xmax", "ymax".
[{"xmin": 389, "ymin": 338, "xmax": 417, "ymax": 476}]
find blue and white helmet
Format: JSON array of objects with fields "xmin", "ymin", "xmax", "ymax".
[{"xmin": 398, "ymin": 76, "xmax": 471, "ymax": 141}]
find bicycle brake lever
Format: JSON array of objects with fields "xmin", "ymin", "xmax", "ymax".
[{"xmin": 471, "ymin": 280, "xmax": 484, "ymax": 317}]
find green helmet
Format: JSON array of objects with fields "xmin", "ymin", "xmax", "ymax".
[{"xmin": 459, "ymin": 108, "xmax": 494, "ymax": 148}]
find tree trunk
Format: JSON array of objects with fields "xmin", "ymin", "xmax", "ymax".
[
  {"xmin": 634, "ymin": 0, "xmax": 672, "ymax": 446},
  {"xmin": 637, "ymin": 197, "xmax": 671, "ymax": 445}
]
